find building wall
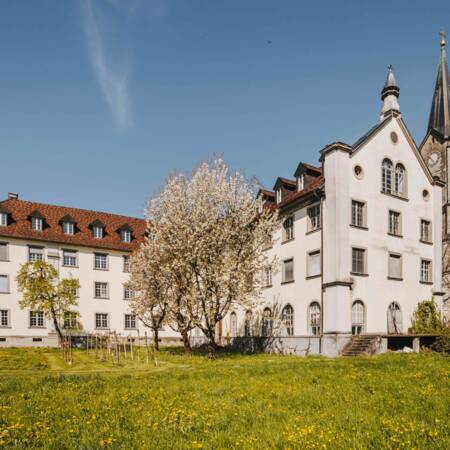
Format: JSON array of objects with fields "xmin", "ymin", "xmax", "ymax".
[{"xmin": 0, "ymin": 237, "xmax": 179, "ymax": 342}]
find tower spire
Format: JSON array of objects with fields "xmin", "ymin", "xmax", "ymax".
[
  {"xmin": 427, "ymin": 31, "xmax": 450, "ymax": 138},
  {"xmin": 380, "ymin": 65, "xmax": 400, "ymax": 121}
]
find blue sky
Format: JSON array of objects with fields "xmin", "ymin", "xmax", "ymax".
[{"xmin": 1, "ymin": 0, "xmax": 449, "ymax": 217}]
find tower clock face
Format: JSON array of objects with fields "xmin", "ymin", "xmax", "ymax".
[{"xmin": 428, "ymin": 151, "xmax": 441, "ymax": 168}]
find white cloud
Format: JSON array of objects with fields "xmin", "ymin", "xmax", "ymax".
[{"xmin": 82, "ymin": 0, "xmax": 132, "ymax": 129}]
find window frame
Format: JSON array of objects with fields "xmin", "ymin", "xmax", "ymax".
[
  {"xmin": 282, "ymin": 304, "xmax": 294, "ymax": 336},
  {"xmin": 381, "ymin": 158, "xmax": 393, "ymax": 194},
  {"xmin": 92, "ymin": 226, "xmax": 104, "ymax": 239},
  {"xmin": 351, "ymin": 247, "xmax": 367, "ymax": 276},
  {"xmin": 351, "ymin": 300, "xmax": 365, "ymax": 335},
  {"xmin": 121, "ymin": 229, "xmax": 132, "ymax": 243},
  {"xmin": 94, "ymin": 282, "xmax": 109, "ymax": 299},
  {"xmin": 0, "ymin": 309, "xmax": 10, "ymax": 327},
  {"xmin": 420, "ymin": 259, "xmax": 432, "ymax": 284},
  {"xmin": 306, "ymin": 249, "xmax": 321, "ymax": 279},
  {"xmin": 28, "ymin": 246, "xmax": 44, "ymax": 262},
  {"xmin": 63, "ymin": 311, "xmax": 78, "ymax": 329},
  {"xmin": 95, "ymin": 313, "xmax": 109, "ymax": 330},
  {"xmin": 0, "ymin": 242, "xmax": 9, "ymax": 261},
  {"xmin": 123, "ymin": 256, "xmax": 131, "ymax": 273},
  {"xmin": 124, "ymin": 286, "xmax": 134, "ymax": 300},
  {"xmin": 309, "ymin": 302, "xmax": 321, "ymax": 336},
  {"xmin": 420, "ymin": 219, "xmax": 432, "ymax": 243},
  {"xmin": 307, "ymin": 204, "xmax": 321, "ymax": 233},
  {"xmin": 282, "ymin": 258, "xmax": 295, "ymax": 284},
  {"xmin": 62, "ymin": 221, "xmax": 75, "ymax": 235},
  {"xmin": 31, "ymin": 216, "xmax": 43, "ymax": 232},
  {"xmin": 29, "ymin": 311, "xmax": 45, "ymax": 328},
  {"xmin": 229, "ymin": 311, "xmax": 238, "ymax": 337},
  {"xmin": 0, "ymin": 274, "xmax": 10, "ymax": 294},
  {"xmin": 351, "ymin": 199, "xmax": 367, "ymax": 229},
  {"xmin": 388, "ymin": 210, "xmax": 402, "ymax": 237},
  {"xmin": 94, "ymin": 253, "xmax": 109, "ymax": 271},
  {"xmin": 62, "ymin": 249, "xmax": 78, "ymax": 268},
  {"xmin": 0, "ymin": 213, "xmax": 7, "ymax": 227},
  {"xmin": 282, "ymin": 216, "xmax": 294, "ymax": 242},
  {"xmin": 124, "ymin": 314, "xmax": 137, "ymax": 330},
  {"xmin": 388, "ymin": 252, "xmax": 403, "ymax": 280}
]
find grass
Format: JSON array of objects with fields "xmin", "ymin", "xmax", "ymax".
[{"xmin": 0, "ymin": 349, "xmax": 448, "ymax": 449}]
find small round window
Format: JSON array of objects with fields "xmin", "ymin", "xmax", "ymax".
[
  {"xmin": 390, "ymin": 131, "xmax": 398, "ymax": 144},
  {"xmin": 423, "ymin": 189, "xmax": 430, "ymax": 202},
  {"xmin": 354, "ymin": 165, "xmax": 364, "ymax": 180}
]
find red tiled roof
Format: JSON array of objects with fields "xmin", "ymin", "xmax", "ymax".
[
  {"xmin": 277, "ymin": 175, "xmax": 324, "ymax": 209},
  {"xmin": 0, "ymin": 198, "xmax": 147, "ymax": 252}
]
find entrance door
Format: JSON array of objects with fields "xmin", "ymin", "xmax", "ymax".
[
  {"xmin": 387, "ymin": 302, "xmax": 402, "ymax": 334},
  {"xmin": 351, "ymin": 301, "xmax": 365, "ymax": 335}
]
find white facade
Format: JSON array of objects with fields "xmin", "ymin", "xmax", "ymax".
[
  {"xmin": 0, "ymin": 201, "xmax": 179, "ymax": 346},
  {"xmin": 222, "ymin": 81, "xmax": 445, "ymax": 355}
]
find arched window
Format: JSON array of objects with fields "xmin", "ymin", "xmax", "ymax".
[
  {"xmin": 309, "ymin": 302, "xmax": 321, "ymax": 336},
  {"xmin": 262, "ymin": 307, "xmax": 273, "ymax": 337},
  {"xmin": 244, "ymin": 310, "xmax": 253, "ymax": 337},
  {"xmin": 351, "ymin": 301, "xmax": 365, "ymax": 335},
  {"xmin": 282, "ymin": 304, "xmax": 294, "ymax": 336},
  {"xmin": 395, "ymin": 163, "xmax": 406, "ymax": 196},
  {"xmin": 230, "ymin": 312, "xmax": 237, "ymax": 338},
  {"xmin": 382, "ymin": 159, "xmax": 393, "ymax": 193},
  {"xmin": 387, "ymin": 302, "xmax": 402, "ymax": 334}
]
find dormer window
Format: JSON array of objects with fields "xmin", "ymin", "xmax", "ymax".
[
  {"xmin": 298, "ymin": 174, "xmax": 305, "ymax": 191},
  {"xmin": 276, "ymin": 189, "xmax": 282, "ymax": 204},
  {"xmin": 90, "ymin": 220, "xmax": 106, "ymax": 239},
  {"xmin": 63, "ymin": 222, "xmax": 74, "ymax": 235},
  {"xmin": 60, "ymin": 215, "xmax": 76, "ymax": 235},
  {"xmin": 0, "ymin": 212, "xmax": 7, "ymax": 227},
  {"xmin": 121, "ymin": 229, "xmax": 131, "ymax": 243},
  {"xmin": 118, "ymin": 224, "xmax": 133, "ymax": 243},
  {"xmin": 31, "ymin": 217, "xmax": 43, "ymax": 231},
  {"xmin": 93, "ymin": 226, "xmax": 104, "ymax": 239}
]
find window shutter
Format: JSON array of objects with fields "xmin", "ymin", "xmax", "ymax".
[
  {"xmin": 0, "ymin": 244, "xmax": 7, "ymax": 261},
  {"xmin": 0, "ymin": 275, "xmax": 9, "ymax": 293},
  {"xmin": 308, "ymin": 252, "xmax": 321, "ymax": 277},
  {"xmin": 389, "ymin": 254, "xmax": 401, "ymax": 278}
]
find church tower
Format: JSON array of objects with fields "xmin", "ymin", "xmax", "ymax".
[{"xmin": 421, "ymin": 32, "xmax": 450, "ymax": 315}]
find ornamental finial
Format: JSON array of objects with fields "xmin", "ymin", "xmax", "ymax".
[{"xmin": 440, "ymin": 30, "xmax": 446, "ymax": 48}]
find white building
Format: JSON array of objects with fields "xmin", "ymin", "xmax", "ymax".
[
  {"xmin": 0, "ymin": 195, "xmax": 178, "ymax": 346},
  {"xmin": 223, "ymin": 63, "xmax": 447, "ymax": 356}
]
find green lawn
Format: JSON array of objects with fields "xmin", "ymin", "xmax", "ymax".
[{"xmin": 0, "ymin": 349, "xmax": 448, "ymax": 449}]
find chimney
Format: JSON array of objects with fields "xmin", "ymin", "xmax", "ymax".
[{"xmin": 8, "ymin": 192, "xmax": 18, "ymax": 200}]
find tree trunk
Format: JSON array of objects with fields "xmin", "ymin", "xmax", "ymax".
[
  {"xmin": 152, "ymin": 328, "xmax": 159, "ymax": 351},
  {"xmin": 51, "ymin": 307, "xmax": 63, "ymax": 344},
  {"xmin": 180, "ymin": 328, "xmax": 192, "ymax": 355}
]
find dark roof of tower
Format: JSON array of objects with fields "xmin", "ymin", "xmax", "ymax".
[{"xmin": 428, "ymin": 33, "xmax": 450, "ymax": 139}]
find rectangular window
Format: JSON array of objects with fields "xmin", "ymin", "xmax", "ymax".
[
  {"xmin": 388, "ymin": 253, "xmax": 402, "ymax": 279},
  {"xmin": 28, "ymin": 246, "xmax": 44, "ymax": 262},
  {"xmin": 0, "ymin": 275, "xmax": 9, "ymax": 293},
  {"xmin": 93, "ymin": 226, "xmax": 104, "ymax": 239},
  {"xmin": 30, "ymin": 311, "xmax": 44, "ymax": 328},
  {"xmin": 94, "ymin": 282, "xmax": 109, "ymax": 299},
  {"xmin": 31, "ymin": 217, "xmax": 43, "ymax": 231},
  {"xmin": 351, "ymin": 200, "xmax": 366, "ymax": 228},
  {"xmin": 124, "ymin": 314, "xmax": 136, "ymax": 329},
  {"xmin": 388, "ymin": 210, "xmax": 401, "ymax": 236},
  {"xmin": 282, "ymin": 258, "xmax": 294, "ymax": 283},
  {"xmin": 0, "ymin": 310, "xmax": 9, "ymax": 327},
  {"xmin": 0, "ymin": 243, "xmax": 8, "ymax": 261},
  {"xmin": 276, "ymin": 189, "xmax": 282, "ymax": 204},
  {"xmin": 63, "ymin": 250, "xmax": 78, "ymax": 267},
  {"xmin": 351, "ymin": 248, "xmax": 366, "ymax": 275},
  {"xmin": 94, "ymin": 253, "xmax": 108, "ymax": 270},
  {"xmin": 121, "ymin": 230, "xmax": 131, "ymax": 243},
  {"xmin": 124, "ymin": 287, "xmax": 134, "ymax": 300},
  {"xmin": 420, "ymin": 259, "xmax": 432, "ymax": 283},
  {"xmin": 63, "ymin": 312, "xmax": 77, "ymax": 329},
  {"xmin": 283, "ymin": 216, "xmax": 294, "ymax": 241},
  {"xmin": 123, "ymin": 256, "xmax": 131, "ymax": 272},
  {"xmin": 263, "ymin": 266, "xmax": 272, "ymax": 287},
  {"xmin": 307, "ymin": 205, "xmax": 321, "ymax": 232},
  {"xmin": 307, "ymin": 250, "xmax": 321, "ymax": 277},
  {"xmin": 421, "ymin": 220, "xmax": 432, "ymax": 243},
  {"xmin": 62, "ymin": 222, "xmax": 74, "ymax": 235},
  {"xmin": 0, "ymin": 213, "xmax": 7, "ymax": 226},
  {"xmin": 95, "ymin": 313, "xmax": 109, "ymax": 329}
]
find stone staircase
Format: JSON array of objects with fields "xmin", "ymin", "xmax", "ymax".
[{"xmin": 341, "ymin": 335, "xmax": 380, "ymax": 356}]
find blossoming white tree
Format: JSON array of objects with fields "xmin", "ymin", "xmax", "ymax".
[{"xmin": 130, "ymin": 158, "xmax": 278, "ymax": 353}]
